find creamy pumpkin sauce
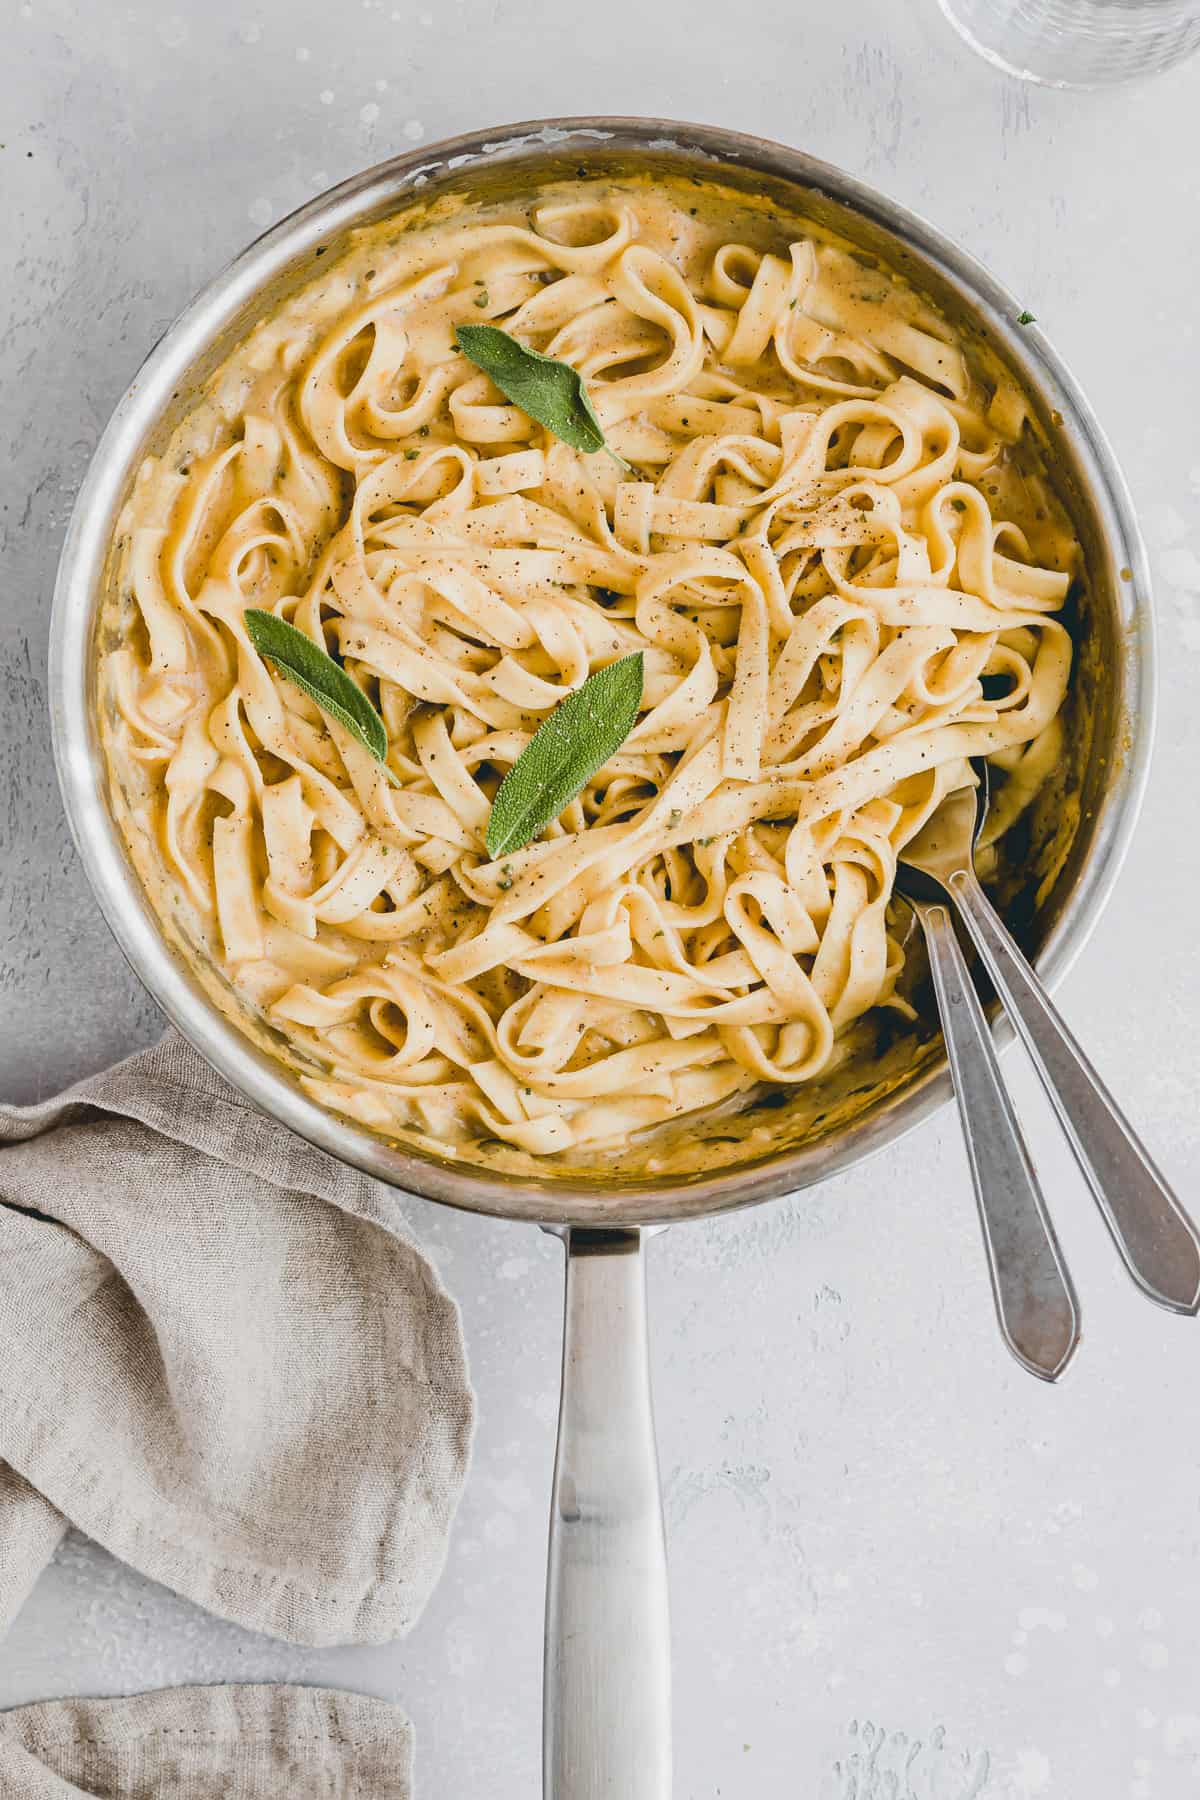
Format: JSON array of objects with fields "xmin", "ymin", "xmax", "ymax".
[{"xmin": 100, "ymin": 174, "xmax": 1080, "ymax": 1169}]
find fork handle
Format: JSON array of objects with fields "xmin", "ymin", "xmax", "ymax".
[
  {"xmin": 948, "ymin": 867, "xmax": 1200, "ymax": 1314},
  {"xmin": 919, "ymin": 898, "xmax": 1080, "ymax": 1379}
]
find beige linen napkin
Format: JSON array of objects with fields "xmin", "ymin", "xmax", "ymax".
[
  {"xmin": 0, "ymin": 1031, "xmax": 475, "ymax": 1796},
  {"xmin": 0, "ymin": 1686, "xmax": 412, "ymax": 1798}
]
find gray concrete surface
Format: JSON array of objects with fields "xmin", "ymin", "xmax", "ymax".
[{"xmin": 3, "ymin": 3, "xmax": 1200, "ymax": 1795}]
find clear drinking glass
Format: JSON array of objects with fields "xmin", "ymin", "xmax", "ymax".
[{"xmin": 939, "ymin": 0, "xmax": 1200, "ymax": 85}]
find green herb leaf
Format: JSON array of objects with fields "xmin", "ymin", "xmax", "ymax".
[
  {"xmin": 455, "ymin": 322, "xmax": 629, "ymax": 467},
  {"xmin": 1016, "ymin": 309, "xmax": 1037, "ymax": 325},
  {"xmin": 486, "ymin": 653, "xmax": 644, "ymax": 859},
  {"xmin": 244, "ymin": 609, "xmax": 395, "ymax": 781}
]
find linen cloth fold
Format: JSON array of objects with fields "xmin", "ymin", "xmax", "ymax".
[
  {"xmin": 0, "ymin": 1031, "xmax": 475, "ymax": 1793},
  {"xmin": 0, "ymin": 1685, "xmax": 413, "ymax": 1798}
]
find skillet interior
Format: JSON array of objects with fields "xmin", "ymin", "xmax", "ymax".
[{"xmin": 58, "ymin": 121, "xmax": 1144, "ymax": 1223}]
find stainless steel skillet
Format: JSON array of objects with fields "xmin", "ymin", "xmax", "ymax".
[{"xmin": 49, "ymin": 118, "xmax": 1155, "ymax": 1799}]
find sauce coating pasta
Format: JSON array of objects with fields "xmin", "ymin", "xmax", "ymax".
[{"xmin": 102, "ymin": 176, "xmax": 1078, "ymax": 1158}]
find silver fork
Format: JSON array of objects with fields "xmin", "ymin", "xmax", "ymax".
[
  {"xmin": 897, "ymin": 765, "xmax": 1200, "ymax": 1371},
  {"xmin": 896, "ymin": 797, "xmax": 1080, "ymax": 1381}
]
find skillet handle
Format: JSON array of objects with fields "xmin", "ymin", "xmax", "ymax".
[{"xmin": 544, "ymin": 1226, "xmax": 671, "ymax": 1800}]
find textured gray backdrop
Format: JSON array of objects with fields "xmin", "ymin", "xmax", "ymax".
[{"xmin": 2, "ymin": 4, "xmax": 1199, "ymax": 1796}]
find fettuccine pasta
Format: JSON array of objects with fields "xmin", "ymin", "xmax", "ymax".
[{"xmin": 101, "ymin": 175, "xmax": 1078, "ymax": 1159}]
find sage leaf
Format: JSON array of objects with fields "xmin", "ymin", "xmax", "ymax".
[
  {"xmin": 455, "ymin": 323, "xmax": 629, "ymax": 468},
  {"xmin": 486, "ymin": 652, "xmax": 644, "ymax": 859},
  {"xmin": 244, "ymin": 608, "xmax": 396, "ymax": 782}
]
